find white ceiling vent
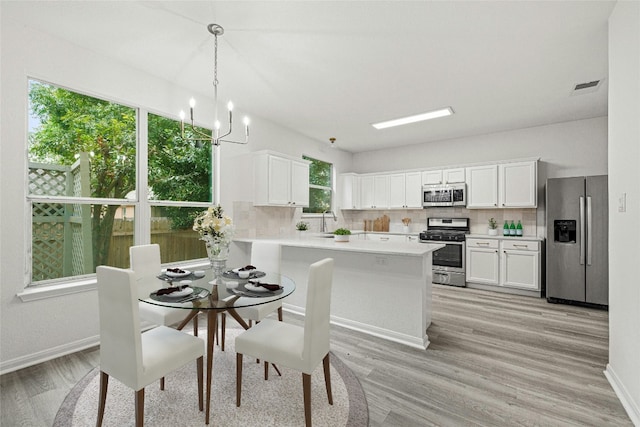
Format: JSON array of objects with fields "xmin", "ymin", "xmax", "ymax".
[{"xmin": 570, "ymin": 79, "xmax": 602, "ymax": 95}]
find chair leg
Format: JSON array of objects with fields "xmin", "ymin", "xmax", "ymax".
[
  {"xmin": 264, "ymin": 361, "xmax": 269, "ymax": 380},
  {"xmin": 302, "ymin": 373, "xmax": 312, "ymax": 427},
  {"xmin": 221, "ymin": 313, "xmax": 226, "ymax": 351},
  {"xmin": 197, "ymin": 356, "xmax": 204, "ymax": 411},
  {"xmin": 278, "ymin": 306, "xmax": 283, "ymax": 321},
  {"xmin": 135, "ymin": 388, "xmax": 145, "ymax": 427},
  {"xmin": 160, "ymin": 377, "xmax": 164, "ymax": 390},
  {"xmin": 193, "ymin": 314, "xmax": 198, "ymax": 337},
  {"xmin": 96, "ymin": 371, "xmax": 109, "ymax": 427},
  {"xmin": 236, "ymin": 353, "xmax": 243, "ymax": 407},
  {"xmin": 323, "ymin": 353, "xmax": 333, "ymax": 405}
]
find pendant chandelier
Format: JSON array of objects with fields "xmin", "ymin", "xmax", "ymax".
[{"xmin": 179, "ymin": 23, "xmax": 249, "ymax": 204}]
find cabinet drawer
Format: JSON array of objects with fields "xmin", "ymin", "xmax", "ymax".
[
  {"xmin": 467, "ymin": 239, "xmax": 499, "ymax": 249},
  {"xmin": 501, "ymin": 240, "xmax": 539, "ymax": 251}
]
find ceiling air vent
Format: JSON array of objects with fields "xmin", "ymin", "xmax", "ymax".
[{"xmin": 571, "ymin": 79, "xmax": 602, "ymax": 95}]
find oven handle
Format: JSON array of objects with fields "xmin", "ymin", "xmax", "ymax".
[{"xmin": 420, "ymin": 240, "xmax": 465, "ymax": 245}]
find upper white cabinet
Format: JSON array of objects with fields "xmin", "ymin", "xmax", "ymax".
[
  {"xmin": 389, "ymin": 171, "xmax": 422, "ymax": 208},
  {"xmin": 254, "ymin": 152, "xmax": 310, "ymax": 207},
  {"xmin": 422, "ymin": 170, "xmax": 443, "ymax": 185},
  {"xmin": 360, "ymin": 174, "xmax": 389, "ymax": 209},
  {"xmin": 443, "ymin": 168, "xmax": 465, "ymax": 184},
  {"xmin": 499, "ymin": 161, "xmax": 537, "ymax": 208},
  {"xmin": 466, "ymin": 165, "xmax": 499, "ymax": 208},
  {"xmin": 339, "ymin": 173, "xmax": 361, "ymax": 209},
  {"xmin": 421, "ymin": 168, "xmax": 465, "ymax": 185},
  {"xmin": 466, "ymin": 161, "xmax": 537, "ymax": 209}
]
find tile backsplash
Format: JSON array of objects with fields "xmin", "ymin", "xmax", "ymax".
[{"xmin": 233, "ymin": 201, "xmax": 538, "ymax": 238}]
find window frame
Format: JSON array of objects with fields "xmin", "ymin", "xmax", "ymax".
[{"xmin": 24, "ymin": 79, "xmax": 214, "ymax": 293}]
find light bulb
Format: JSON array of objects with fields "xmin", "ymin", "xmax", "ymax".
[
  {"xmin": 179, "ymin": 111, "xmax": 186, "ymax": 120},
  {"xmin": 243, "ymin": 117, "xmax": 250, "ymax": 126},
  {"xmin": 214, "ymin": 120, "xmax": 221, "ymax": 130},
  {"xmin": 227, "ymin": 101, "xmax": 234, "ymax": 111},
  {"xmin": 189, "ymin": 98, "xmax": 196, "ymax": 108}
]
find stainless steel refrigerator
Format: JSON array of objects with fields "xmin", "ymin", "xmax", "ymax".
[{"xmin": 546, "ymin": 175, "xmax": 608, "ymax": 306}]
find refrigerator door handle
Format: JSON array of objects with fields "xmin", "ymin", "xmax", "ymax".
[
  {"xmin": 579, "ymin": 196, "xmax": 585, "ymax": 265},
  {"xmin": 587, "ymin": 196, "xmax": 592, "ymax": 266}
]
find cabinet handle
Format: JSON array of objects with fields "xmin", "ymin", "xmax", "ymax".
[
  {"xmin": 476, "ymin": 242, "xmax": 490, "ymax": 246},
  {"xmin": 513, "ymin": 244, "xmax": 528, "ymax": 248}
]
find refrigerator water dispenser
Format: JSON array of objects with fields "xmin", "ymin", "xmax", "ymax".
[{"xmin": 554, "ymin": 220, "xmax": 576, "ymax": 243}]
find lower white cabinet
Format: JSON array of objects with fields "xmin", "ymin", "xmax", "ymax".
[
  {"xmin": 466, "ymin": 237, "xmax": 541, "ymax": 292},
  {"xmin": 500, "ymin": 240, "xmax": 540, "ymax": 290},
  {"xmin": 466, "ymin": 238, "xmax": 500, "ymax": 285}
]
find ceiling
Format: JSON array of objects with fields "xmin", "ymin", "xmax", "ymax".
[{"xmin": 9, "ymin": 1, "xmax": 615, "ymax": 153}]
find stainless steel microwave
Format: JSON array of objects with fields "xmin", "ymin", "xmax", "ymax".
[{"xmin": 422, "ymin": 183, "xmax": 467, "ymax": 208}]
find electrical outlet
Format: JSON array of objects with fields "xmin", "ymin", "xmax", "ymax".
[
  {"xmin": 375, "ymin": 256, "xmax": 388, "ymax": 266},
  {"xmin": 618, "ymin": 193, "xmax": 626, "ymax": 212}
]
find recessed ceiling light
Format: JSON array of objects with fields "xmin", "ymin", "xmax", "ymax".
[{"xmin": 372, "ymin": 107, "xmax": 454, "ymax": 130}]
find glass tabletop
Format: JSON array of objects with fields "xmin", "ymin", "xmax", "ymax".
[{"xmin": 139, "ymin": 270, "xmax": 295, "ymax": 311}]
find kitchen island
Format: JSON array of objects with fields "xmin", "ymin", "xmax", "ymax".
[{"xmin": 232, "ymin": 236, "xmax": 443, "ymax": 349}]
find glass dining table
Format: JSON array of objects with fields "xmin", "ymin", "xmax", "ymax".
[{"xmin": 139, "ymin": 269, "xmax": 296, "ymax": 425}]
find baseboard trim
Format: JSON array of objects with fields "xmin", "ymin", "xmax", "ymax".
[
  {"xmin": 605, "ymin": 364, "xmax": 640, "ymax": 426},
  {"xmin": 283, "ymin": 303, "xmax": 429, "ymax": 350},
  {"xmin": 0, "ymin": 335, "xmax": 99, "ymax": 375}
]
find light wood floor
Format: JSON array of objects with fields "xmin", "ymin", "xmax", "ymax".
[{"xmin": 0, "ymin": 285, "xmax": 632, "ymax": 426}]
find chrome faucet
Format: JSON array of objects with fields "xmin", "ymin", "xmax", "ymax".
[{"xmin": 321, "ymin": 210, "xmax": 337, "ymax": 232}]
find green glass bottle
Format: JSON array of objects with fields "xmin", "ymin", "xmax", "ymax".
[
  {"xmin": 509, "ymin": 220, "xmax": 516, "ymax": 236},
  {"xmin": 516, "ymin": 220, "xmax": 523, "ymax": 236},
  {"xmin": 503, "ymin": 220, "xmax": 509, "ymax": 236}
]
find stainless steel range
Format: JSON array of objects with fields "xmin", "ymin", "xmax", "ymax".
[{"xmin": 419, "ymin": 217, "xmax": 469, "ymax": 287}]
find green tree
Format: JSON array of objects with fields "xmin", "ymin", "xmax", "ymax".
[
  {"xmin": 29, "ymin": 81, "xmax": 136, "ymax": 269},
  {"xmin": 147, "ymin": 113, "xmax": 212, "ymax": 229}
]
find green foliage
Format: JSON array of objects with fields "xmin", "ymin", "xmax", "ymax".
[
  {"xmin": 334, "ymin": 228, "xmax": 351, "ymax": 235},
  {"xmin": 296, "ymin": 221, "xmax": 309, "ymax": 230},
  {"xmin": 488, "ymin": 217, "xmax": 497, "ymax": 229},
  {"xmin": 303, "ymin": 156, "xmax": 332, "ymax": 214}
]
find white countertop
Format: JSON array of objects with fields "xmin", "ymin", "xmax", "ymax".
[
  {"xmin": 234, "ymin": 237, "xmax": 443, "ymax": 257},
  {"xmin": 467, "ymin": 234, "xmax": 544, "ymax": 241}
]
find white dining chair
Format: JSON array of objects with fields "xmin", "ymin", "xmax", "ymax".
[
  {"xmin": 220, "ymin": 241, "xmax": 283, "ymax": 350},
  {"xmin": 96, "ymin": 266, "xmax": 204, "ymax": 427},
  {"xmin": 235, "ymin": 257, "xmax": 334, "ymax": 427},
  {"xmin": 130, "ymin": 244, "xmax": 199, "ymax": 336}
]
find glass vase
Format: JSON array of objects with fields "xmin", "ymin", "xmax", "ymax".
[{"xmin": 205, "ymin": 240, "xmax": 229, "ymax": 282}]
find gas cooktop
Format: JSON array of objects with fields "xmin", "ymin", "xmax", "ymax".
[{"xmin": 420, "ymin": 217, "xmax": 470, "ymax": 242}]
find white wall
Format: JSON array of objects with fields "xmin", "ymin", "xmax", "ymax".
[
  {"xmin": 606, "ymin": 2, "xmax": 640, "ymax": 425},
  {"xmin": 351, "ymin": 116, "xmax": 607, "ymax": 178},
  {"xmin": 0, "ymin": 10, "xmax": 351, "ymax": 372}
]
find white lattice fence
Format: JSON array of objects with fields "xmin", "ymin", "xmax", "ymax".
[{"xmin": 29, "ymin": 154, "xmax": 92, "ymax": 282}]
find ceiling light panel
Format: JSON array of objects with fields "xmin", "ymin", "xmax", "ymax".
[{"xmin": 372, "ymin": 107, "xmax": 454, "ymax": 130}]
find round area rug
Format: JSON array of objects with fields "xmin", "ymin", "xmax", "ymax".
[{"xmin": 54, "ymin": 327, "xmax": 368, "ymax": 427}]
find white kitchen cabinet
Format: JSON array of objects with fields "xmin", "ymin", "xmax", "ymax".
[
  {"xmin": 443, "ymin": 168, "xmax": 465, "ymax": 184},
  {"xmin": 466, "ymin": 165, "xmax": 499, "ymax": 208},
  {"xmin": 422, "ymin": 170, "xmax": 443, "ymax": 185},
  {"xmin": 466, "ymin": 161, "xmax": 537, "ymax": 209},
  {"xmin": 389, "ymin": 171, "xmax": 422, "ymax": 208},
  {"xmin": 466, "ymin": 238, "xmax": 500, "ymax": 285},
  {"xmin": 339, "ymin": 173, "xmax": 361, "ymax": 209},
  {"xmin": 253, "ymin": 152, "xmax": 310, "ymax": 207},
  {"xmin": 421, "ymin": 168, "xmax": 465, "ymax": 185},
  {"xmin": 500, "ymin": 240, "xmax": 540, "ymax": 290},
  {"xmin": 499, "ymin": 161, "xmax": 537, "ymax": 208},
  {"xmin": 360, "ymin": 174, "xmax": 389, "ymax": 209}
]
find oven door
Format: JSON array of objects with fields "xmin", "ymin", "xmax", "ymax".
[{"xmin": 430, "ymin": 241, "xmax": 465, "ymax": 272}]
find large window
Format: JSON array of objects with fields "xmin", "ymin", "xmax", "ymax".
[
  {"xmin": 27, "ymin": 80, "xmax": 212, "ymax": 285},
  {"xmin": 303, "ymin": 156, "xmax": 333, "ymax": 214}
]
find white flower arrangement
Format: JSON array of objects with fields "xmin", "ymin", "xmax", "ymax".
[{"xmin": 193, "ymin": 205, "xmax": 235, "ymax": 249}]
